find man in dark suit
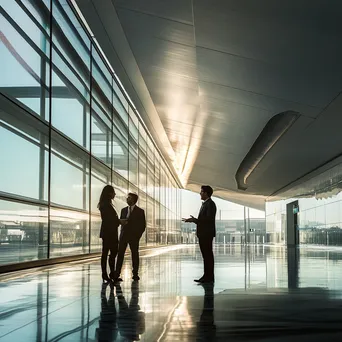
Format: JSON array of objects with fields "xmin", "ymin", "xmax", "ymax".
[
  {"xmin": 183, "ymin": 185, "xmax": 216, "ymax": 283},
  {"xmin": 114, "ymin": 193, "xmax": 146, "ymax": 281}
]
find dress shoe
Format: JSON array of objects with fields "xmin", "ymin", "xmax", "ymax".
[{"xmin": 132, "ymin": 275, "xmax": 140, "ymax": 281}]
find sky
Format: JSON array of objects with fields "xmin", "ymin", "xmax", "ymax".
[{"xmin": 181, "ymin": 189, "xmax": 265, "ymax": 220}]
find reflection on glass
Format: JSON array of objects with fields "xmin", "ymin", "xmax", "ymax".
[
  {"xmin": 0, "ymin": 101, "xmax": 49, "ymax": 201},
  {"xmin": 50, "ymin": 208, "xmax": 89, "ymax": 257},
  {"xmin": 0, "ymin": 0, "xmax": 181, "ymax": 268},
  {"xmin": 51, "ymin": 132, "xmax": 89, "ymax": 210},
  {"xmin": 91, "ymin": 48, "xmax": 112, "ymax": 167},
  {"xmin": 0, "ymin": 200, "xmax": 48, "ymax": 265},
  {"xmin": 266, "ymin": 161, "xmax": 342, "ymax": 246},
  {"xmin": 91, "ymin": 214, "xmax": 102, "ymax": 253},
  {"xmin": 129, "ymin": 110, "xmax": 139, "ymax": 186},
  {"xmin": 91, "ymin": 158, "xmax": 111, "ymax": 213},
  {"xmin": 113, "ymin": 122, "xmax": 129, "ymax": 179},
  {"xmin": 0, "ymin": 1, "xmax": 50, "ymax": 119}
]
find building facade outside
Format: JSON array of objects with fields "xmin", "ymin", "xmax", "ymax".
[
  {"xmin": 0, "ymin": 0, "xmax": 181, "ymax": 267},
  {"xmin": 182, "ymin": 218, "xmax": 266, "ymax": 244}
]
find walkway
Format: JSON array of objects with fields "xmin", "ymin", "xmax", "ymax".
[{"xmin": 1, "ymin": 245, "xmax": 342, "ymax": 341}]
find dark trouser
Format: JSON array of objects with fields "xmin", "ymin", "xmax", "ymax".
[
  {"xmin": 116, "ymin": 237, "xmax": 140, "ymax": 276},
  {"xmin": 101, "ymin": 239, "xmax": 118, "ymax": 276},
  {"xmin": 198, "ymin": 237, "xmax": 214, "ymax": 280}
]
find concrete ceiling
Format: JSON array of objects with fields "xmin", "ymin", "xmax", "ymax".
[{"xmin": 76, "ymin": 0, "xmax": 342, "ymax": 210}]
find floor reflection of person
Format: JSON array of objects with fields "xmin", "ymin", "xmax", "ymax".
[
  {"xmin": 116, "ymin": 282, "xmax": 145, "ymax": 341},
  {"xmin": 96, "ymin": 283, "xmax": 118, "ymax": 341},
  {"xmin": 197, "ymin": 283, "xmax": 216, "ymax": 340}
]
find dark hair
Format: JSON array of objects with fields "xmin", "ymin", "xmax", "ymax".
[
  {"xmin": 201, "ymin": 185, "xmax": 213, "ymax": 197},
  {"xmin": 98, "ymin": 185, "xmax": 114, "ymax": 209},
  {"xmin": 128, "ymin": 192, "xmax": 138, "ymax": 204}
]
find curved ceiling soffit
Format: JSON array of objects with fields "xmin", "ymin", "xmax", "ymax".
[{"xmin": 235, "ymin": 110, "xmax": 300, "ymax": 191}]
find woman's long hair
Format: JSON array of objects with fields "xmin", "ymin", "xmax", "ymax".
[{"xmin": 98, "ymin": 185, "xmax": 114, "ymax": 209}]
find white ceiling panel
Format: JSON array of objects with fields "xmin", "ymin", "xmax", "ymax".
[
  {"xmin": 199, "ymin": 82, "xmax": 321, "ymax": 119},
  {"xmin": 114, "ymin": 0, "xmax": 193, "ymax": 24},
  {"xmin": 79, "ymin": 0, "xmax": 342, "ymax": 209},
  {"xmin": 197, "ymin": 47, "xmax": 341, "ymax": 107},
  {"xmin": 116, "ymin": 8, "xmax": 194, "ymax": 47},
  {"xmin": 194, "ymin": 0, "xmax": 342, "ymax": 67}
]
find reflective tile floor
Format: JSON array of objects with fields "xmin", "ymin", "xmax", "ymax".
[{"xmin": 1, "ymin": 245, "xmax": 342, "ymax": 341}]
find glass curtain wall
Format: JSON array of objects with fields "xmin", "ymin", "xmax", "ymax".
[
  {"xmin": 0, "ymin": 0, "xmax": 181, "ymax": 266},
  {"xmin": 265, "ymin": 161, "xmax": 342, "ymax": 246}
]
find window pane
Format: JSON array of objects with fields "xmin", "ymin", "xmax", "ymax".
[
  {"xmin": 139, "ymin": 152, "xmax": 147, "ymax": 193},
  {"xmin": 52, "ymin": 0, "xmax": 90, "ymax": 84},
  {"xmin": 112, "ymin": 172, "xmax": 128, "ymax": 214},
  {"xmin": 50, "ymin": 208, "xmax": 89, "ymax": 257},
  {"xmin": 91, "ymin": 100, "xmax": 112, "ymax": 166},
  {"xmin": 51, "ymin": 59, "xmax": 90, "ymax": 148},
  {"xmin": 113, "ymin": 121, "xmax": 128, "ymax": 179},
  {"xmin": 91, "ymin": 48, "xmax": 112, "ymax": 166},
  {"xmin": 129, "ymin": 110, "xmax": 138, "ymax": 186},
  {"xmin": 50, "ymin": 132, "xmax": 89, "ymax": 210},
  {"xmin": 91, "ymin": 158, "xmax": 111, "ymax": 213},
  {"xmin": 113, "ymin": 82, "xmax": 128, "ymax": 125},
  {"xmin": 0, "ymin": 7, "xmax": 50, "ymax": 119},
  {"xmin": 0, "ymin": 200, "xmax": 48, "ymax": 265},
  {"xmin": 0, "ymin": 96, "xmax": 49, "ymax": 201},
  {"xmin": 90, "ymin": 158, "xmax": 111, "ymax": 252},
  {"xmin": 147, "ymin": 139, "xmax": 154, "ymax": 198},
  {"xmin": 51, "ymin": 0, "xmax": 91, "ymax": 148},
  {"xmin": 91, "ymin": 214, "xmax": 101, "ymax": 252}
]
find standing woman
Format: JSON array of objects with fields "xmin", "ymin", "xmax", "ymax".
[{"xmin": 98, "ymin": 185, "xmax": 122, "ymax": 282}]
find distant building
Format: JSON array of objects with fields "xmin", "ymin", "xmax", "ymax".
[{"xmin": 181, "ymin": 218, "xmax": 266, "ymax": 244}]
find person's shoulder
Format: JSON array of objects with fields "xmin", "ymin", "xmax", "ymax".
[
  {"xmin": 136, "ymin": 206, "xmax": 144, "ymax": 212},
  {"xmin": 209, "ymin": 198, "xmax": 216, "ymax": 206}
]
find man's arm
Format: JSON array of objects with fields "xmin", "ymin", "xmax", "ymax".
[
  {"xmin": 140, "ymin": 209, "xmax": 146, "ymax": 235},
  {"xmin": 120, "ymin": 208, "xmax": 125, "ymax": 220},
  {"xmin": 135, "ymin": 209, "xmax": 146, "ymax": 238},
  {"xmin": 119, "ymin": 208, "xmax": 128, "ymax": 226},
  {"xmin": 182, "ymin": 215, "xmax": 197, "ymax": 223}
]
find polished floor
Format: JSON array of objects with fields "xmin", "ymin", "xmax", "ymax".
[{"xmin": 1, "ymin": 245, "xmax": 342, "ymax": 341}]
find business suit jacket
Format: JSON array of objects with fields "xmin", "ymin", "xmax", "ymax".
[
  {"xmin": 196, "ymin": 198, "xmax": 217, "ymax": 239},
  {"xmin": 99, "ymin": 203, "xmax": 120, "ymax": 241},
  {"xmin": 120, "ymin": 206, "xmax": 146, "ymax": 240}
]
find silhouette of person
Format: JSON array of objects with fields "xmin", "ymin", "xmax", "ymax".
[
  {"xmin": 98, "ymin": 185, "xmax": 127, "ymax": 282},
  {"xmin": 197, "ymin": 283, "xmax": 216, "ymax": 340},
  {"xmin": 115, "ymin": 193, "xmax": 146, "ymax": 281},
  {"xmin": 183, "ymin": 185, "xmax": 217, "ymax": 283},
  {"xmin": 115, "ymin": 282, "xmax": 145, "ymax": 340},
  {"xmin": 95, "ymin": 283, "xmax": 118, "ymax": 341}
]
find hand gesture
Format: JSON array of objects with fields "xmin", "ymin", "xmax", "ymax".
[{"xmin": 182, "ymin": 215, "xmax": 197, "ymax": 223}]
